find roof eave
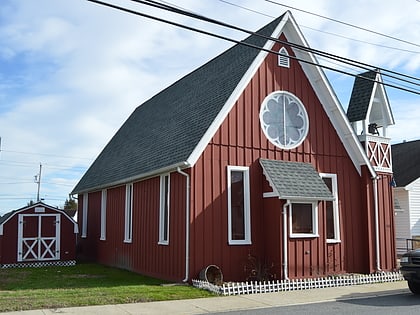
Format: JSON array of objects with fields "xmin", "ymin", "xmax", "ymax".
[
  {"xmin": 71, "ymin": 161, "xmax": 190, "ymax": 195},
  {"xmin": 279, "ymin": 195, "xmax": 335, "ymax": 201}
]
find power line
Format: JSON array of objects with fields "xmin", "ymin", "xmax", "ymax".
[
  {"xmin": 90, "ymin": 0, "xmax": 420, "ymax": 95},
  {"xmin": 0, "ymin": 149, "xmax": 94, "ymax": 161},
  {"xmin": 263, "ymin": 0, "xmax": 420, "ymax": 49},
  {"xmin": 218, "ymin": 0, "xmax": 420, "ymax": 54},
  {"xmin": 136, "ymin": 0, "xmax": 419, "ymax": 86},
  {"xmin": 0, "ymin": 159, "xmax": 88, "ymax": 171}
]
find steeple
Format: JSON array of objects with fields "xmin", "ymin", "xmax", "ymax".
[{"xmin": 347, "ymin": 69, "xmax": 395, "ymax": 172}]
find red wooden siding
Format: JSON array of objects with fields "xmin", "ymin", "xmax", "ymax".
[
  {"xmin": 1, "ymin": 206, "xmax": 77, "ymax": 265},
  {"xmin": 375, "ymin": 172, "xmax": 396, "ymax": 271},
  {"xmin": 188, "ymin": 34, "xmax": 394, "ymax": 281},
  {"xmin": 0, "ymin": 215, "xmax": 19, "ymax": 264},
  {"xmin": 77, "ymin": 32, "xmax": 396, "ymax": 282},
  {"xmin": 78, "ymin": 175, "xmax": 187, "ymax": 281}
]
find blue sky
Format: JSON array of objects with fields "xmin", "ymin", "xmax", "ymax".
[{"xmin": 0, "ymin": 0, "xmax": 419, "ymax": 215}]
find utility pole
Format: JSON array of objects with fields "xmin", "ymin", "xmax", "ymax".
[{"xmin": 35, "ymin": 163, "xmax": 42, "ymax": 202}]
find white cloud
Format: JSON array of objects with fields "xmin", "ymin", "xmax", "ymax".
[{"xmin": 0, "ymin": 0, "xmax": 419, "ymax": 214}]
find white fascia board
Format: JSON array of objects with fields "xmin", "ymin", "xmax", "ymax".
[
  {"xmin": 186, "ymin": 13, "xmax": 291, "ymax": 167},
  {"xmin": 375, "ymin": 73, "xmax": 395, "ymax": 126},
  {"xmin": 285, "ymin": 14, "xmax": 375, "ymax": 177},
  {"xmin": 187, "ymin": 11, "xmax": 375, "ymax": 178},
  {"xmin": 73, "ymin": 161, "xmax": 190, "ymax": 195},
  {"xmin": 406, "ymin": 177, "xmax": 420, "ymax": 191}
]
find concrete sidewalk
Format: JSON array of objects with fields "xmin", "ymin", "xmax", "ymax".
[{"xmin": 2, "ymin": 281, "xmax": 410, "ymax": 315}]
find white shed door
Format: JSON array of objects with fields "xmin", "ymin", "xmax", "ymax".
[{"xmin": 17, "ymin": 213, "xmax": 61, "ymax": 262}]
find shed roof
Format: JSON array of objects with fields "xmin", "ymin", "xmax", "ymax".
[
  {"xmin": 260, "ymin": 159, "xmax": 334, "ymax": 201},
  {"xmin": 392, "ymin": 140, "xmax": 420, "ymax": 187}
]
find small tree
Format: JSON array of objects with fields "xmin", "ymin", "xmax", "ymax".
[{"xmin": 64, "ymin": 197, "xmax": 77, "ymax": 210}]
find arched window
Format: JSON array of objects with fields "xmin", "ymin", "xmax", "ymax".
[{"xmin": 278, "ymin": 47, "xmax": 290, "ymax": 68}]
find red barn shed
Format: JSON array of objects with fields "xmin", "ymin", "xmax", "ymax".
[
  {"xmin": 0, "ymin": 202, "xmax": 78, "ymax": 268},
  {"xmin": 72, "ymin": 11, "xmax": 396, "ymax": 282}
]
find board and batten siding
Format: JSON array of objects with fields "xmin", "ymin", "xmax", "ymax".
[
  {"xmin": 77, "ymin": 175, "xmax": 187, "ymax": 281},
  {"xmin": 76, "ymin": 32, "xmax": 396, "ymax": 281},
  {"xmin": 188, "ymin": 37, "xmax": 370, "ymax": 281}
]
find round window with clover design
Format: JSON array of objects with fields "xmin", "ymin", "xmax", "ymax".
[{"xmin": 259, "ymin": 91, "xmax": 309, "ymax": 150}]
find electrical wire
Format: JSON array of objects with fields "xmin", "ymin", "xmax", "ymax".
[
  {"xmin": 87, "ymin": 0, "xmax": 420, "ymax": 95},
  {"xmin": 263, "ymin": 0, "xmax": 420, "ymax": 49},
  {"xmin": 0, "ymin": 149, "xmax": 94, "ymax": 161},
  {"xmin": 137, "ymin": 0, "xmax": 419, "ymax": 87},
  {"xmin": 218, "ymin": 0, "xmax": 420, "ymax": 54}
]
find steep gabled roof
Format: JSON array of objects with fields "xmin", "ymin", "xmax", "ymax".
[
  {"xmin": 392, "ymin": 140, "xmax": 420, "ymax": 187},
  {"xmin": 73, "ymin": 11, "xmax": 376, "ymax": 194},
  {"xmin": 347, "ymin": 70, "xmax": 377, "ymax": 122},
  {"xmin": 72, "ymin": 15, "xmax": 284, "ymax": 194},
  {"xmin": 347, "ymin": 70, "xmax": 394, "ymax": 127}
]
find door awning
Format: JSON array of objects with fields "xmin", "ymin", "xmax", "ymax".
[{"xmin": 260, "ymin": 158, "xmax": 334, "ymax": 201}]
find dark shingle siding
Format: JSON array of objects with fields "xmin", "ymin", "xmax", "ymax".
[
  {"xmin": 347, "ymin": 70, "xmax": 377, "ymax": 122},
  {"xmin": 392, "ymin": 140, "xmax": 420, "ymax": 187},
  {"xmin": 260, "ymin": 159, "xmax": 334, "ymax": 200},
  {"xmin": 72, "ymin": 16, "xmax": 284, "ymax": 193}
]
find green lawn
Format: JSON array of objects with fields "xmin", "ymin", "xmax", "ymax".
[{"xmin": 0, "ymin": 263, "xmax": 214, "ymax": 312}]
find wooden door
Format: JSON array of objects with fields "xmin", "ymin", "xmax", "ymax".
[{"xmin": 17, "ymin": 214, "xmax": 60, "ymax": 262}]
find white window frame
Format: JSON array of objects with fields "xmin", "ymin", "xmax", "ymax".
[
  {"xmin": 124, "ymin": 183, "xmax": 133, "ymax": 243},
  {"xmin": 320, "ymin": 173, "xmax": 341, "ymax": 243},
  {"xmin": 278, "ymin": 47, "xmax": 290, "ymax": 68},
  {"xmin": 100, "ymin": 189, "xmax": 107, "ymax": 241},
  {"xmin": 81, "ymin": 193, "xmax": 88, "ymax": 238},
  {"xmin": 159, "ymin": 174, "xmax": 170, "ymax": 245},
  {"xmin": 227, "ymin": 165, "xmax": 251, "ymax": 245},
  {"xmin": 289, "ymin": 201, "xmax": 319, "ymax": 238},
  {"xmin": 259, "ymin": 91, "xmax": 309, "ymax": 150}
]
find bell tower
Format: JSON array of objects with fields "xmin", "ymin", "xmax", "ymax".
[{"xmin": 347, "ymin": 70, "xmax": 395, "ymax": 173}]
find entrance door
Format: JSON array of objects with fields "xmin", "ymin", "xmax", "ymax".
[{"xmin": 17, "ymin": 214, "xmax": 60, "ymax": 262}]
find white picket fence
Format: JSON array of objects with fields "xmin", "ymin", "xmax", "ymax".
[{"xmin": 192, "ymin": 271, "xmax": 403, "ymax": 296}]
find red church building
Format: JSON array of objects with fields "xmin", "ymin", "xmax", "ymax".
[{"xmin": 72, "ymin": 11, "xmax": 396, "ymax": 282}]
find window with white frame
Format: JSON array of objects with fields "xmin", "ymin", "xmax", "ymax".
[
  {"xmin": 227, "ymin": 166, "xmax": 251, "ymax": 245},
  {"xmin": 81, "ymin": 193, "xmax": 88, "ymax": 238},
  {"xmin": 159, "ymin": 174, "xmax": 170, "ymax": 245},
  {"xmin": 289, "ymin": 201, "xmax": 319, "ymax": 238},
  {"xmin": 124, "ymin": 183, "xmax": 133, "ymax": 243},
  {"xmin": 278, "ymin": 47, "xmax": 290, "ymax": 68},
  {"xmin": 320, "ymin": 173, "xmax": 340, "ymax": 242},
  {"xmin": 100, "ymin": 189, "xmax": 107, "ymax": 241}
]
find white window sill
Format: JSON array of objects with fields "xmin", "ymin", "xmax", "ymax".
[
  {"xmin": 229, "ymin": 240, "xmax": 252, "ymax": 245},
  {"xmin": 327, "ymin": 239, "xmax": 341, "ymax": 244},
  {"xmin": 289, "ymin": 233, "xmax": 319, "ymax": 238}
]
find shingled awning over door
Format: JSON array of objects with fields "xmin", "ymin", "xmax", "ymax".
[{"xmin": 260, "ymin": 159, "xmax": 334, "ymax": 201}]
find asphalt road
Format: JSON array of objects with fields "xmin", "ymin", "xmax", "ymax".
[{"xmin": 209, "ymin": 291, "xmax": 420, "ymax": 315}]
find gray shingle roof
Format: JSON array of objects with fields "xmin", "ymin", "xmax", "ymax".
[
  {"xmin": 347, "ymin": 70, "xmax": 377, "ymax": 122},
  {"xmin": 392, "ymin": 140, "xmax": 420, "ymax": 187},
  {"xmin": 72, "ymin": 15, "xmax": 284, "ymax": 194},
  {"xmin": 259, "ymin": 159, "xmax": 334, "ymax": 200}
]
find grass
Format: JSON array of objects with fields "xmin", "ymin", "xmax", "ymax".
[{"xmin": 0, "ymin": 263, "xmax": 214, "ymax": 312}]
